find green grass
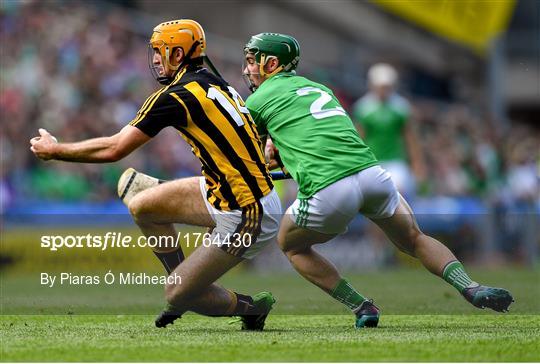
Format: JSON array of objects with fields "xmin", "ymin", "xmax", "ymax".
[
  {"xmin": 2, "ymin": 314, "xmax": 539, "ymax": 362},
  {"xmin": 2, "ymin": 268, "xmax": 539, "ymax": 315},
  {"xmin": 1, "ymin": 268, "xmax": 539, "ymax": 361}
]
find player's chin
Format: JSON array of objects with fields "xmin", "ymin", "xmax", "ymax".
[{"xmin": 250, "ymin": 77, "xmax": 261, "ymax": 87}]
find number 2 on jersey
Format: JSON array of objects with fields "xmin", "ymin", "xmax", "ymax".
[
  {"xmin": 207, "ymin": 86, "xmax": 248, "ymax": 126},
  {"xmin": 296, "ymin": 86, "xmax": 347, "ymax": 120}
]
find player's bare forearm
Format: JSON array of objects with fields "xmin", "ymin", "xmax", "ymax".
[
  {"xmin": 30, "ymin": 126, "xmax": 151, "ymax": 163},
  {"xmin": 51, "ymin": 137, "xmax": 123, "ymax": 163}
]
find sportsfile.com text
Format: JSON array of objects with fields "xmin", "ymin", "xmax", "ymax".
[{"xmin": 40, "ymin": 232, "xmax": 252, "ymax": 251}]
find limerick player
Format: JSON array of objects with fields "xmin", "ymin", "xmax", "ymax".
[
  {"xmin": 242, "ymin": 33, "xmax": 513, "ymax": 328},
  {"xmin": 30, "ymin": 20, "xmax": 280, "ymax": 330}
]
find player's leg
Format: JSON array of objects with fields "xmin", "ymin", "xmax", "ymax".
[
  {"xmin": 164, "ymin": 245, "xmax": 242, "ymax": 314},
  {"xmin": 125, "ymin": 175, "xmax": 220, "ymax": 325},
  {"xmin": 371, "ymin": 195, "xmax": 514, "ymax": 312},
  {"xmin": 127, "ymin": 176, "xmax": 214, "ymax": 273},
  {"xmin": 157, "ymin": 186, "xmax": 280, "ymax": 330},
  {"xmin": 118, "ymin": 169, "xmax": 205, "ymax": 273},
  {"xmin": 123, "ymin": 171, "xmax": 275, "ymax": 328},
  {"xmin": 128, "ymin": 176, "xmax": 215, "ymax": 235},
  {"xmin": 163, "ymin": 245, "xmax": 268, "ymax": 316},
  {"xmin": 278, "ymin": 177, "xmax": 379, "ymax": 328},
  {"xmin": 155, "ymin": 246, "xmax": 274, "ymax": 330},
  {"xmin": 278, "ymin": 215, "xmax": 340, "ymax": 292},
  {"xmin": 156, "ymin": 263, "xmax": 275, "ymax": 329},
  {"xmin": 369, "ymin": 195, "xmax": 455, "ymax": 274},
  {"xmin": 161, "ymin": 190, "xmax": 281, "ymax": 330},
  {"xmin": 279, "ymin": 216, "xmax": 379, "ymax": 328}
]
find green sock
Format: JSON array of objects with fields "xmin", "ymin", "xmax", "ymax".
[
  {"xmin": 442, "ymin": 260, "xmax": 478, "ymax": 293},
  {"xmin": 330, "ymin": 278, "xmax": 366, "ymax": 311}
]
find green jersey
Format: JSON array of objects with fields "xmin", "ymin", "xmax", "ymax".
[
  {"xmin": 246, "ymin": 72, "xmax": 378, "ymax": 199},
  {"xmin": 352, "ymin": 92, "xmax": 410, "ymax": 162}
]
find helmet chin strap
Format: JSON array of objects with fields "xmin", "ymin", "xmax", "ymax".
[
  {"xmin": 155, "ymin": 47, "xmax": 179, "ymax": 85},
  {"xmin": 259, "ymin": 54, "xmax": 284, "ymax": 78},
  {"xmin": 156, "ymin": 47, "xmax": 178, "ymax": 85},
  {"xmin": 165, "ymin": 47, "xmax": 180, "ymax": 72},
  {"xmin": 242, "ymin": 54, "xmax": 283, "ymax": 93},
  {"xmin": 157, "ymin": 41, "xmax": 201, "ymax": 85}
]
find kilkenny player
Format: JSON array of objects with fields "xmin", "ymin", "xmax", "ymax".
[
  {"xmin": 242, "ymin": 33, "xmax": 513, "ymax": 328},
  {"xmin": 30, "ymin": 20, "xmax": 281, "ymax": 330}
]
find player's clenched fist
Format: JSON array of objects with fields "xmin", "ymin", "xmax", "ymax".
[
  {"xmin": 264, "ymin": 138, "xmax": 280, "ymax": 170},
  {"xmin": 30, "ymin": 128, "xmax": 58, "ymax": 161}
]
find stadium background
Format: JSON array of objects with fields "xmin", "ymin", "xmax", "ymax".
[
  {"xmin": 1, "ymin": 0, "xmax": 539, "ymax": 310},
  {"xmin": 1, "ymin": 1, "xmax": 539, "ymax": 362}
]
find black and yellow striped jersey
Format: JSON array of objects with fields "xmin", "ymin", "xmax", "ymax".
[{"xmin": 129, "ymin": 65, "xmax": 273, "ymax": 211}]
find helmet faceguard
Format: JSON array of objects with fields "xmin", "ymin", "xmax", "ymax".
[
  {"xmin": 243, "ymin": 33, "xmax": 300, "ymax": 92},
  {"xmin": 148, "ymin": 19, "xmax": 206, "ymax": 85}
]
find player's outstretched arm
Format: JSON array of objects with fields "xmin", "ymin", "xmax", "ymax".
[{"xmin": 30, "ymin": 125, "xmax": 151, "ymax": 163}]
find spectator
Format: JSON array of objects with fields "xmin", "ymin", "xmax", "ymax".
[{"xmin": 352, "ymin": 63, "xmax": 426, "ymax": 199}]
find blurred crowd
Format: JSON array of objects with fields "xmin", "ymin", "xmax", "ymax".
[
  {"xmin": 412, "ymin": 101, "xmax": 538, "ymax": 202},
  {"xmin": 1, "ymin": 1, "xmax": 202, "ymax": 209},
  {"xmin": 1, "ymin": 1, "xmax": 538, "ymax": 213}
]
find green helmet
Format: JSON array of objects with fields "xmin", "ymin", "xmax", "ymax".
[{"xmin": 244, "ymin": 33, "xmax": 300, "ymax": 76}]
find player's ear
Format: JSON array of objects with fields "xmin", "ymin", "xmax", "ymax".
[
  {"xmin": 173, "ymin": 47, "xmax": 184, "ymax": 64},
  {"xmin": 265, "ymin": 57, "xmax": 279, "ymax": 73}
]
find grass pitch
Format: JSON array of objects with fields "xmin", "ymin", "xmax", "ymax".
[
  {"xmin": 2, "ymin": 314, "xmax": 539, "ymax": 362},
  {"xmin": 1, "ymin": 268, "xmax": 539, "ymax": 361}
]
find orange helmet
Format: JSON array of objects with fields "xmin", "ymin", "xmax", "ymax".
[{"xmin": 149, "ymin": 19, "xmax": 206, "ymax": 84}]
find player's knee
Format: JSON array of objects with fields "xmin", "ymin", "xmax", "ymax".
[
  {"xmin": 278, "ymin": 236, "xmax": 298, "ymax": 255},
  {"xmin": 128, "ymin": 193, "xmax": 150, "ymax": 223},
  {"xmin": 280, "ymin": 240, "xmax": 309, "ymax": 259},
  {"xmin": 165, "ymin": 281, "xmax": 200, "ymax": 308},
  {"xmin": 164, "ymin": 282, "xmax": 176, "ymax": 303},
  {"xmin": 278, "ymin": 231, "xmax": 304, "ymax": 254},
  {"xmin": 277, "ymin": 235, "xmax": 288, "ymax": 252},
  {"xmin": 165, "ymin": 282, "xmax": 185, "ymax": 305}
]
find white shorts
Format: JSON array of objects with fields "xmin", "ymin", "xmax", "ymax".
[
  {"xmin": 288, "ymin": 166, "xmax": 400, "ymax": 235},
  {"xmin": 199, "ymin": 177, "xmax": 281, "ymax": 259}
]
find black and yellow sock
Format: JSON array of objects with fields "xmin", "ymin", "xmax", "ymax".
[
  {"xmin": 153, "ymin": 247, "xmax": 185, "ymax": 274},
  {"xmin": 330, "ymin": 278, "xmax": 366, "ymax": 311},
  {"xmin": 226, "ymin": 291, "xmax": 257, "ymax": 315}
]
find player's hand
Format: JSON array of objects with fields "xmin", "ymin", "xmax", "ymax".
[
  {"xmin": 264, "ymin": 138, "xmax": 276, "ymax": 160},
  {"xmin": 264, "ymin": 138, "xmax": 280, "ymax": 170},
  {"xmin": 266, "ymin": 158, "xmax": 280, "ymax": 170},
  {"xmin": 30, "ymin": 128, "xmax": 58, "ymax": 161}
]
